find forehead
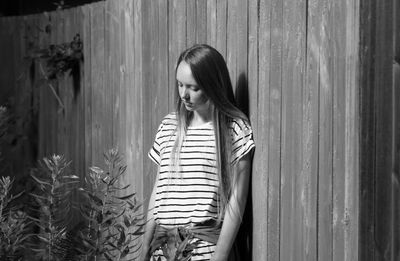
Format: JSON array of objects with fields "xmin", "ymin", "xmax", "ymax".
[{"xmin": 176, "ymin": 61, "xmax": 198, "ymax": 86}]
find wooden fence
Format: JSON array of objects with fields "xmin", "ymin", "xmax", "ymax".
[{"xmin": 0, "ymin": 0, "xmax": 362, "ymax": 260}]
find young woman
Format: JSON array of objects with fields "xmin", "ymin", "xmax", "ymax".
[{"xmin": 141, "ymin": 44, "xmax": 255, "ymax": 261}]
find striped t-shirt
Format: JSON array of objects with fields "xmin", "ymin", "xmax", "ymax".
[{"xmin": 148, "ymin": 113, "xmax": 255, "ymax": 260}]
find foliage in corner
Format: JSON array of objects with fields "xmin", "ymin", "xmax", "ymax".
[
  {"xmin": 0, "ymin": 149, "xmax": 143, "ymax": 261},
  {"xmin": 0, "ymin": 176, "xmax": 32, "ymax": 260},
  {"xmin": 78, "ymin": 148, "xmax": 145, "ymax": 261},
  {"xmin": 29, "ymin": 155, "xmax": 80, "ymax": 261}
]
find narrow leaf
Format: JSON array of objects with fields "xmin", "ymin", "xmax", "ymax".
[
  {"xmin": 30, "ymin": 174, "xmax": 51, "ymax": 186},
  {"xmin": 88, "ymin": 193, "xmax": 103, "ymax": 206},
  {"xmin": 113, "ymin": 192, "xmax": 136, "ymax": 200},
  {"xmin": 120, "ymin": 246, "xmax": 129, "ymax": 259}
]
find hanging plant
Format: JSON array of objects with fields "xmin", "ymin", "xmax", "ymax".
[
  {"xmin": 28, "ymin": 33, "xmax": 83, "ymax": 110},
  {"xmin": 33, "ymin": 34, "xmax": 83, "ymax": 80}
]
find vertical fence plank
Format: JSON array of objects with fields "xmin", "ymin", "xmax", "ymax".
[
  {"xmin": 303, "ymin": 0, "xmax": 320, "ymax": 259},
  {"xmin": 119, "ymin": 0, "xmax": 129, "ymax": 191},
  {"xmin": 142, "ymin": 0, "xmax": 170, "ymax": 203},
  {"xmin": 246, "ymin": 2, "xmax": 258, "ymax": 259},
  {"xmin": 233, "ymin": 0, "xmax": 248, "ymax": 114},
  {"xmin": 141, "ymin": 0, "xmax": 153, "ymax": 203},
  {"xmin": 157, "ymin": 0, "xmax": 169, "ymax": 123},
  {"xmin": 206, "ymin": 0, "xmax": 217, "ymax": 46},
  {"xmin": 82, "ymin": 4, "xmax": 92, "ymax": 171},
  {"xmin": 333, "ymin": 2, "xmax": 349, "ymax": 260},
  {"xmin": 359, "ymin": 1, "xmax": 376, "ymax": 260},
  {"xmin": 17, "ymin": 15, "xmax": 37, "ymax": 175},
  {"xmin": 332, "ymin": 0, "xmax": 347, "ymax": 260},
  {"xmin": 252, "ymin": 0, "xmax": 271, "ymax": 260},
  {"xmin": 52, "ymin": 10, "xmax": 63, "ymax": 155},
  {"xmin": 75, "ymin": 6, "xmax": 85, "ymax": 183},
  {"xmin": 0, "ymin": 17, "xmax": 16, "ymax": 106},
  {"xmin": 132, "ymin": 0, "xmax": 144, "ymax": 202},
  {"xmin": 106, "ymin": 0, "xmax": 122, "ymax": 151},
  {"xmin": 37, "ymin": 13, "xmax": 49, "ymax": 159},
  {"xmin": 226, "ymin": 0, "xmax": 237, "ymax": 91},
  {"xmin": 45, "ymin": 12, "xmax": 59, "ymax": 156},
  {"xmin": 168, "ymin": 0, "xmax": 186, "ymax": 110},
  {"xmin": 247, "ymin": 0, "xmax": 258, "ymax": 130},
  {"xmin": 0, "ymin": 18, "xmax": 9, "ymax": 104},
  {"xmin": 196, "ymin": 0, "xmax": 207, "ymax": 43},
  {"xmin": 343, "ymin": 0, "xmax": 359, "ymax": 260},
  {"xmin": 149, "ymin": 0, "xmax": 159, "ymax": 143},
  {"xmin": 141, "ymin": 0, "xmax": 156, "ymax": 205},
  {"xmin": 392, "ymin": 52, "xmax": 400, "ymax": 261},
  {"xmin": 90, "ymin": 2, "xmax": 109, "ymax": 166},
  {"xmin": 0, "ymin": 17, "xmax": 14, "ymax": 173},
  {"xmin": 123, "ymin": 3, "xmax": 144, "ymax": 255},
  {"xmin": 186, "ymin": 0, "xmax": 196, "ymax": 46},
  {"xmin": 216, "ymin": 0, "xmax": 227, "ymax": 57},
  {"xmin": 226, "ymin": 0, "xmax": 248, "ymax": 95},
  {"xmin": 317, "ymin": 0, "xmax": 334, "ymax": 260},
  {"xmin": 393, "ymin": 3, "xmax": 400, "ymax": 257},
  {"xmin": 280, "ymin": 0, "xmax": 306, "ymax": 260},
  {"xmin": 267, "ymin": 0, "xmax": 283, "ymax": 258}
]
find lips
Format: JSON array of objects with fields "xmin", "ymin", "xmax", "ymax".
[
  {"xmin": 182, "ymin": 100, "xmax": 192, "ymax": 106},
  {"xmin": 182, "ymin": 101, "xmax": 193, "ymax": 108}
]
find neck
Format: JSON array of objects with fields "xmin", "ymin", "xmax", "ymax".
[{"xmin": 191, "ymin": 107, "xmax": 211, "ymax": 127}]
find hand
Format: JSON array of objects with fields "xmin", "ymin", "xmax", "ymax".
[{"xmin": 210, "ymin": 252, "xmax": 228, "ymax": 261}]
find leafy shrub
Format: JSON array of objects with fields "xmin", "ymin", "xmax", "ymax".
[
  {"xmin": 0, "ymin": 149, "xmax": 143, "ymax": 261},
  {"xmin": 29, "ymin": 155, "xmax": 80, "ymax": 261},
  {"xmin": 0, "ymin": 176, "xmax": 31, "ymax": 260},
  {"xmin": 77, "ymin": 149, "xmax": 144, "ymax": 261}
]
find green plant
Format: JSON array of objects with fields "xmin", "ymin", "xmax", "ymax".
[
  {"xmin": 78, "ymin": 149, "xmax": 144, "ymax": 261},
  {"xmin": 29, "ymin": 155, "xmax": 80, "ymax": 261},
  {"xmin": 33, "ymin": 33, "xmax": 83, "ymax": 81},
  {"xmin": 28, "ymin": 33, "xmax": 84, "ymax": 110},
  {"xmin": 0, "ymin": 149, "xmax": 143, "ymax": 261},
  {"xmin": 0, "ymin": 176, "xmax": 31, "ymax": 260}
]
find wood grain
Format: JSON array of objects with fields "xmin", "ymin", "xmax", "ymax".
[{"xmin": 0, "ymin": 1, "xmax": 368, "ymax": 260}]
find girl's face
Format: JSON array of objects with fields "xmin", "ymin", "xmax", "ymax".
[{"xmin": 176, "ymin": 61, "xmax": 209, "ymax": 113}]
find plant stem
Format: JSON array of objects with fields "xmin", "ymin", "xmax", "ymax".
[
  {"xmin": 0, "ymin": 198, "xmax": 4, "ymax": 221},
  {"xmin": 48, "ymin": 167, "xmax": 56, "ymax": 261},
  {"xmin": 38, "ymin": 62, "xmax": 65, "ymax": 110}
]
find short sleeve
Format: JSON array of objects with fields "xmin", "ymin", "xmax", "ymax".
[
  {"xmin": 148, "ymin": 122, "xmax": 164, "ymax": 165},
  {"xmin": 230, "ymin": 118, "xmax": 255, "ymax": 165}
]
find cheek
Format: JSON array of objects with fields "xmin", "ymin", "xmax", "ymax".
[
  {"xmin": 194, "ymin": 92, "xmax": 208, "ymax": 104},
  {"xmin": 178, "ymin": 87, "xmax": 185, "ymax": 98}
]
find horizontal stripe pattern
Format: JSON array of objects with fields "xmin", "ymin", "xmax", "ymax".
[
  {"xmin": 148, "ymin": 113, "xmax": 255, "ymax": 259},
  {"xmin": 152, "ymin": 240, "xmax": 216, "ymax": 261}
]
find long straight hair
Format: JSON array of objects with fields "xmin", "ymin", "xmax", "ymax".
[{"xmin": 172, "ymin": 44, "xmax": 249, "ymax": 220}]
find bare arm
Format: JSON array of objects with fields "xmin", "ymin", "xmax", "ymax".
[
  {"xmin": 211, "ymin": 152, "xmax": 252, "ymax": 261},
  {"xmin": 140, "ymin": 180, "xmax": 157, "ymax": 261}
]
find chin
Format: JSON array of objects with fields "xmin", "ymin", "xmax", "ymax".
[{"xmin": 184, "ymin": 105, "xmax": 195, "ymax": 111}]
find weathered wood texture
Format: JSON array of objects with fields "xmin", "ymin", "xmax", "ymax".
[
  {"xmin": 0, "ymin": 0, "xmax": 371, "ymax": 260},
  {"xmin": 359, "ymin": 0, "xmax": 399, "ymax": 260},
  {"xmin": 393, "ymin": 2, "xmax": 400, "ymax": 260}
]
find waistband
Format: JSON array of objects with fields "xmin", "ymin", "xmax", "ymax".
[{"xmin": 150, "ymin": 219, "xmax": 222, "ymax": 255}]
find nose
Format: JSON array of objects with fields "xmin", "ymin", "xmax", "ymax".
[{"xmin": 181, "ymin": 88, "xmax": 189, "ymax": 100}]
